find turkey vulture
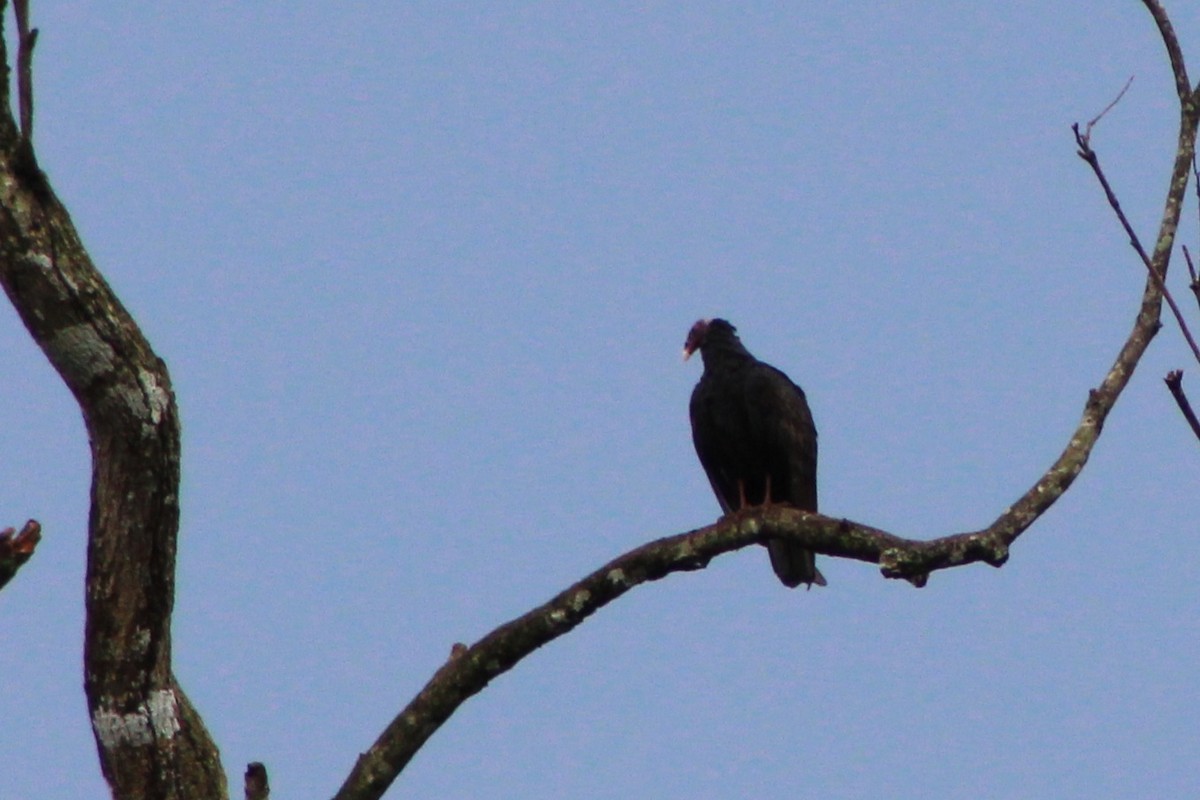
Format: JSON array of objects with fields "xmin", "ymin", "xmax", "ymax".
[{"xmin": 684, "ymin": 318, "xmax": 826, "ymax": 588}]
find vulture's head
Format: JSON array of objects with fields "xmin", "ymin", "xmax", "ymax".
[{"xmin": 683, "ymin": 318, "xmax": 737, "ymax": 361}]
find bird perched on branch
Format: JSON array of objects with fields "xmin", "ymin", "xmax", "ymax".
[{"xmin": 684, "ymin": 318, "xmax": 826, "ymax": 589}]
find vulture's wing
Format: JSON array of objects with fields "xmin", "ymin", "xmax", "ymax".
[
  {"xmin": 744, "ymin": 362, "xmax": 825, "ymax": 588},
  {"xmin": 744, "ymin": 363, "xmax": 818, "ymax": 511},
  {"xmin": 689, "ymin": 380, "xmax": 736, "ymax": 514}
]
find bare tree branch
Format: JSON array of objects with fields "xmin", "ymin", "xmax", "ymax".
[
  {"xmin": 11, "ymin": 0, "xmax": 36, "ymax": 140},
  {"xmin": 1072, "ymin": 125, "xmax": 1200, "ymax": 366},
  {"xmin": 1072, "ymin": 123, "xmax": 1155, "ymax": 266},
  {"xmin": 1164, "ymin": 370, "xmax": 1200, "ymax": 441},
  {"xmin": 0, "ymin": 4, "xmax": 226, "ymax": 799},
  {"xmin": 333, "ymin": 282, "xmax": 1157, "ymax": 800},
  {"xmin": 334, "ymin": 265, "xmax": 1173, "ymax": 800},
  {"xmin": 1142, "ymin": 0, "xmax": 1191, "ymax": 99},
  {"xmin": 1077, "ymin": 75, "xmax": 1135, "ymax": 148},
  {"xmin": 1182, "ymin": 245, "xmax": 1200, "ymax": 314},
  {"xmin": 0, "ymin": 519, "xmax": 40, "ymax": 591}
]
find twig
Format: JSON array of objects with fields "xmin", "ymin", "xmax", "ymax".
[
  {"xmin": 12, "ymin": 0, "xmax": 37, "ymax": 140},
  {"xmin": 1078, "ymin": 75, "xmax": 1134, "ymax": 148},
  {"xmin": 1073, "ymin": 124, "xmax": 1200, "ymax": 366},
  {"xmin": 1073, "ymin": 124, "xmax": 1154, "ymax": 264},
  {"xmin": 1080, "ymin": 123, "xmax": 1152, "ymax": 263},
  {"xmin": 1164, "ymin": 370, "xmax": 1200, "ymax": 442},
  {"xmin": 1183, "ymin": 245, "xmax": 1200, "ymax": 313},
  {"xmin": 1192, "ymin": 152, "xmax": 1200, "ymax": 234}
]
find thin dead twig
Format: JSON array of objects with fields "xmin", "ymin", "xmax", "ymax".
[
  {"xmin": 1164, "ymin": 370, "xmax": 1200, "ymax": 442},
  {"xmin": 1073, "ymin": 124, "xmax": 1200, "ymax": 366},
  {"xmin": 12, "ymin": 0, "xmax": 37, "ymax": 139},
  {"xmin": 1078, "ymin": 75, "xmax": 1135, "ymax": 149}
]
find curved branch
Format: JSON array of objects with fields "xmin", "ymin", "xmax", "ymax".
[
  {"xmin": 0, "ymin": 5, "xmax": 226, "ymax": 799},
  {"xmin": 331, "ymin": 7, "xmax": 1199, "ymax": 799},
  {"xmin": 1142, "ymin": 0, "xmax": 1191, "ymax": 99},
  {"xmin": 336, "ymin": 279, "xmax": 1159, "ymax": 800},
  {"xmin": 334, "ymin": 156, "xmax": 1179, "ymax": 794}
]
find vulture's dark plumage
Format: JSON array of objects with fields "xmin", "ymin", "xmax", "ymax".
[{"xmin": 684, "ymin": 318, "xmax": 826, "ymax": 589}]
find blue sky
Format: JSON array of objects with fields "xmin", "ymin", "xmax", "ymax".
[{"xmin": 2, "ymin": 3, "xmax": 1199, "ymax": 798}]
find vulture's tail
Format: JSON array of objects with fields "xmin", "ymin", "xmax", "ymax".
[{"xmin": 767, "ymin": 540, "xmax": 826, "ymax": 589}]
